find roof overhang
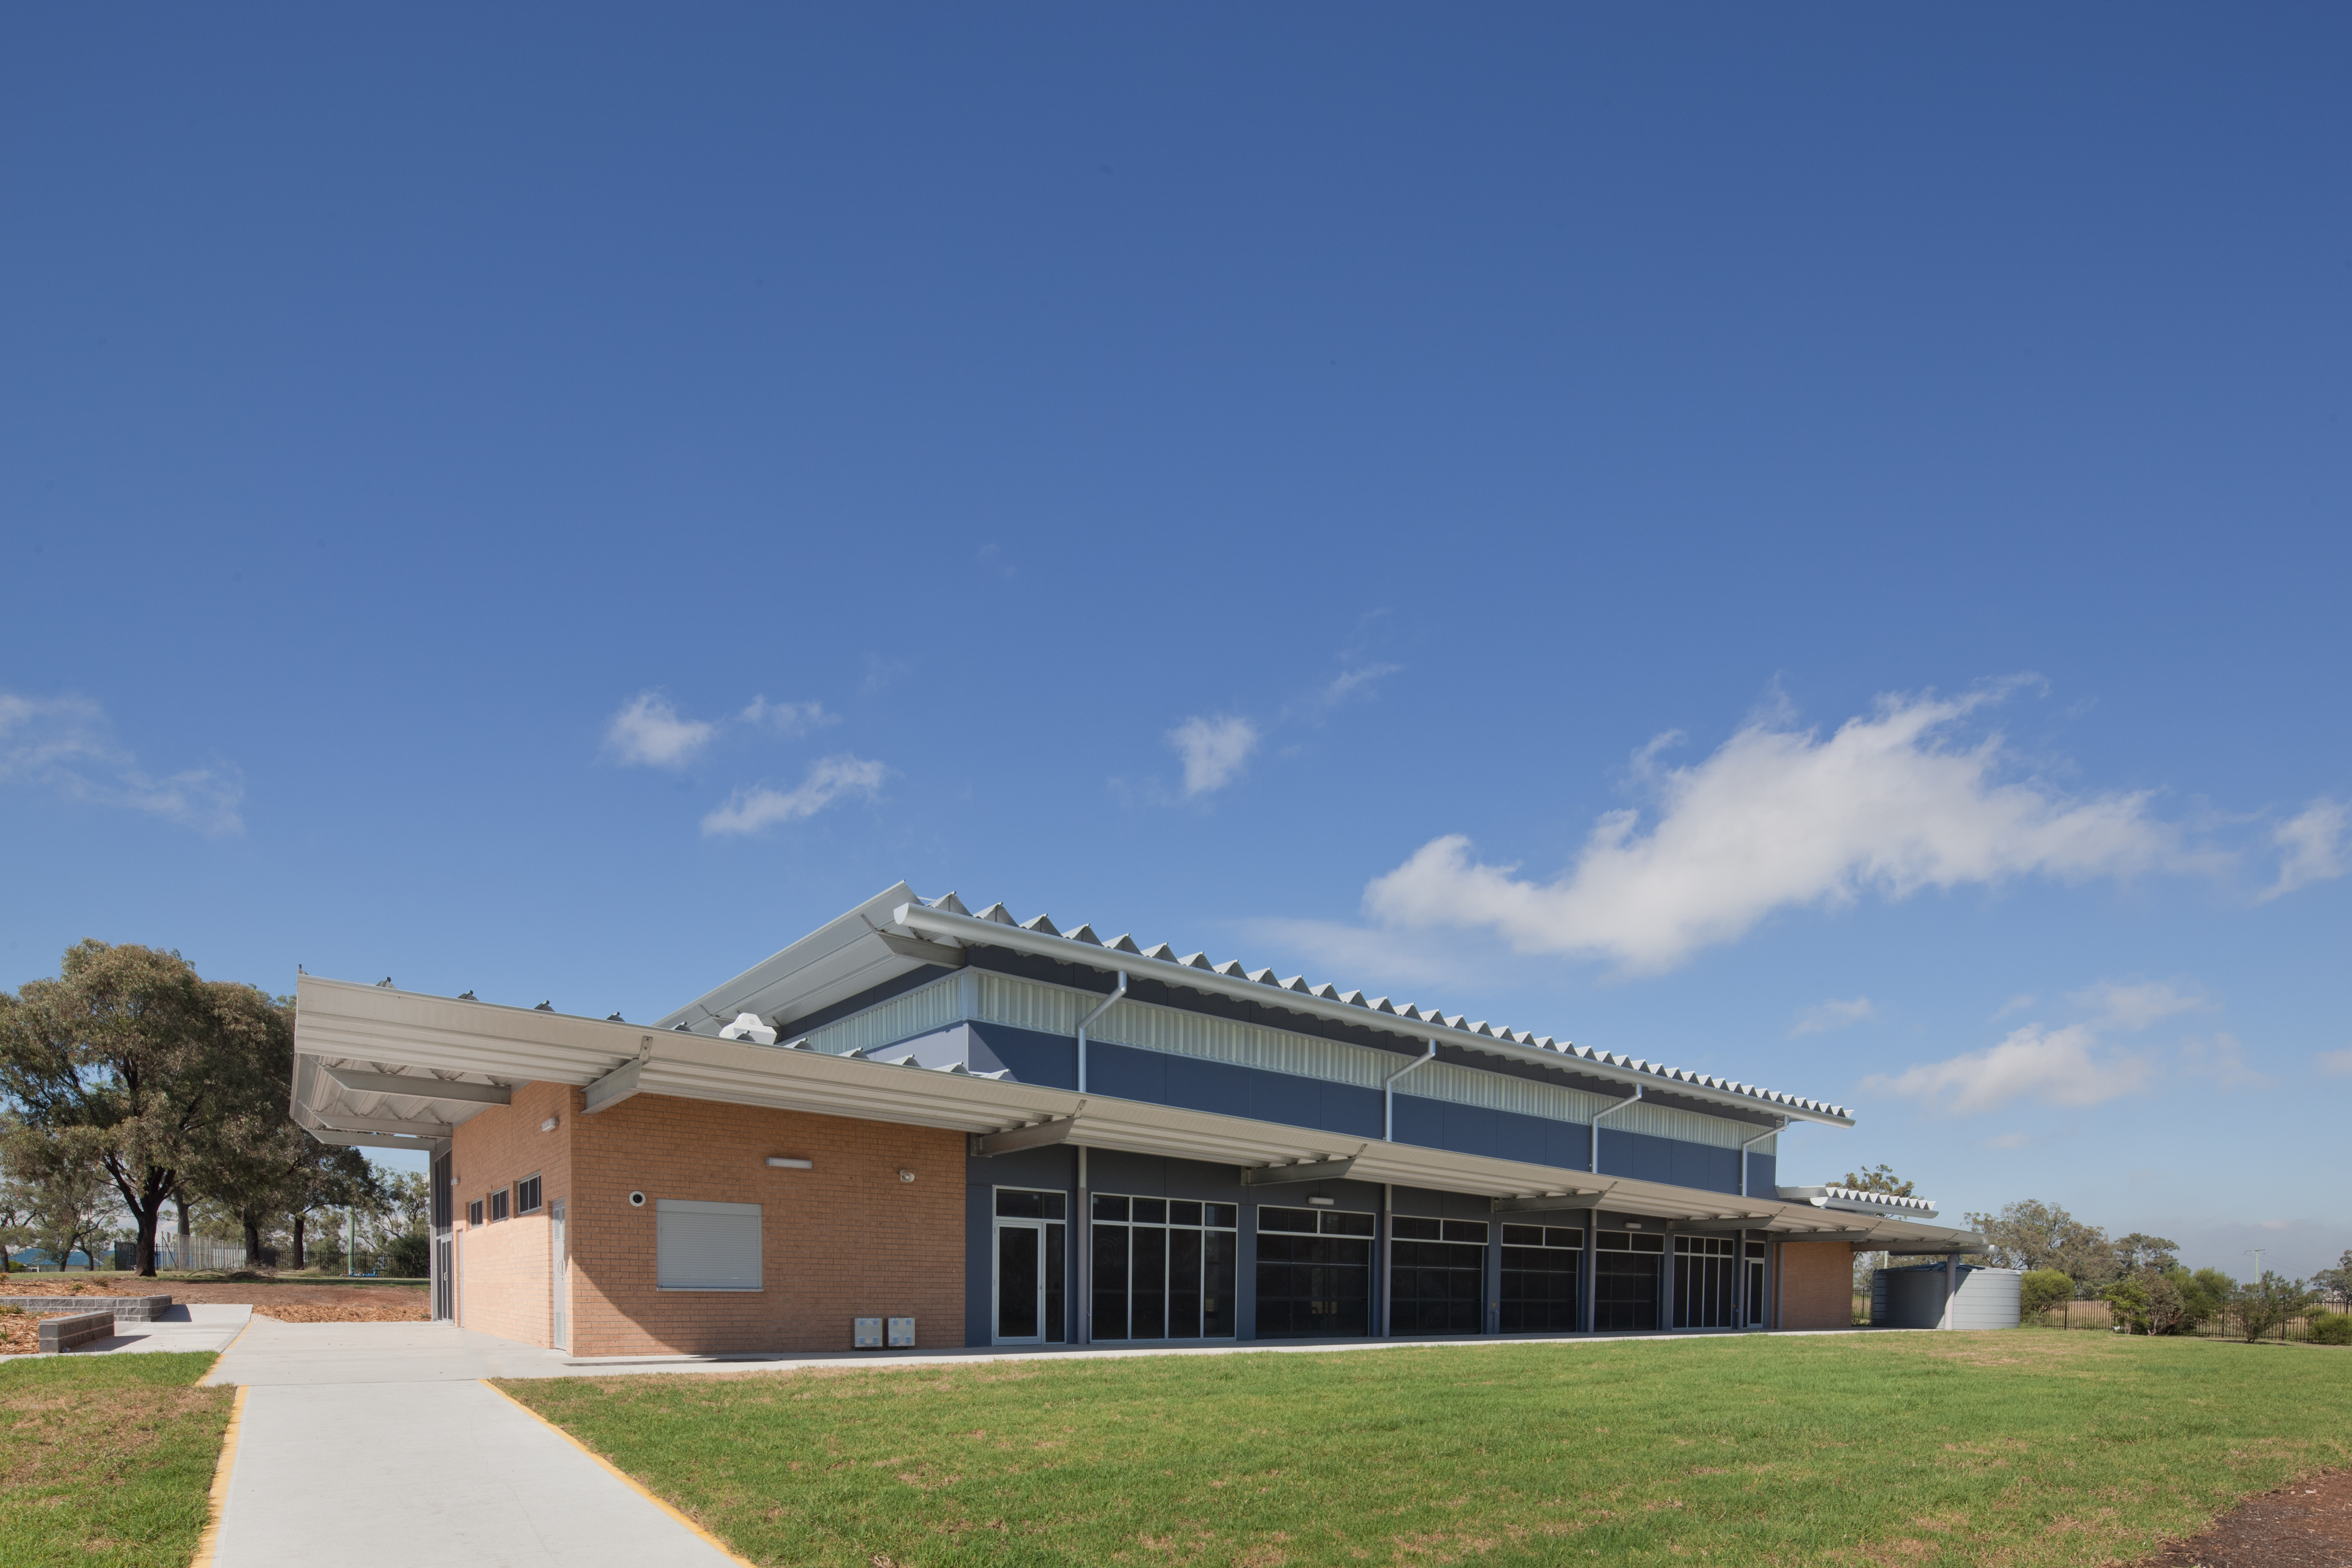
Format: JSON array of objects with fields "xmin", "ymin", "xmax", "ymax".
[
  {"xmin": 292, "ymin": 976, "xmax": 1968, "ymax": 1249},
  {"xmin": 1775, "ymin": 1184, "xmax": 1942, "ymax": 1220},
  {"xmin": 654, "ymin": 882, "xmax": 941, "ymax": 1034}
]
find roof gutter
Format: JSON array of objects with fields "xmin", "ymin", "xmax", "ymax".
[{"xmin": 893, "ymin": 903, "xmax": 1853, "ymax": 1128}]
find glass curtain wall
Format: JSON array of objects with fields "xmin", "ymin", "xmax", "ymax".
[
  {"xmin": 1256, "ymin": 1206, "xmax": 1375, "ymax": 1338},
  {"xmin": 1090, "ymin": 1195, "xmax": 1238, "ymax": 1340},
  {"xmin": 1593, "ymin": 1230, "xmax": 1665, "ymax": 1331},
  {"xmin": 1390, "ymin": 1217, "xmax": 1487, "ymax": 1335},
  {"xmin": 1499, "ymin": 1224, "xmax": 1582, "ymax": 1332},
  {"xmin": 1673, "ymin": 1236, "xmax": 1741, "ymax": 1328}
]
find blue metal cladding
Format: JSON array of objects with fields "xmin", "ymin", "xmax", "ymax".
[{"xmin": 956, "ymin": 1020, "xmax": 1753, "ymax": 1197}]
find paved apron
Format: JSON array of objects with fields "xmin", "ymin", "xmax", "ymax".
[{"xmin": 206, "ymin": 1318, "xmax": 737, "ymax": 1568}]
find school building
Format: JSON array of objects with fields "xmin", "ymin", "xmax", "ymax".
[{"xmin": 289, "ymin": 882, "xmax": 1991, "ymax": 1357}]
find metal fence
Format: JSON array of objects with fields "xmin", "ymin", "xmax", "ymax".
[
  {"xmin": 151, "ymin": 1237, "xmax": 248, "ymax": 1272},
  {"xmin": 2030, "ymin": 1301, "xmax": 2342, "ymax": 1341}
]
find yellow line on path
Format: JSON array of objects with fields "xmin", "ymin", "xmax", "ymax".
[
  {"xmin": 479, "ymin": 1379, "xmax": 758, "ymax": 1568},
  {"xmin": 189, "ymin": 1383, "xmax": 249, "ymax": 1568}
]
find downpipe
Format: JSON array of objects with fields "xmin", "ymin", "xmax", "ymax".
[
  {"xmin": 1075, "ymin": 971, "xmax": 1128, "ymax": 1094},
  {"xmin": 1382, "ymin": 1040, "xmax": 1438, "ymax": 1141},
  {"xmin": 1589, "ymin": 1085, "xmax": 1643, "ymax": 1173}
]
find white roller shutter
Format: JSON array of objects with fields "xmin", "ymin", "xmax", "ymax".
[{"xmin": 656, "ymin": 1199, "xmax": 763, "ymax": 1290}]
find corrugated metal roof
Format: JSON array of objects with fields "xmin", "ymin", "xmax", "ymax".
[{"xmin": 881, "ymin": 888, "xmax": 1853, "ymax": 1125}]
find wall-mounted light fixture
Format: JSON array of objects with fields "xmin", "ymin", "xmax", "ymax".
[
  {"xmin": 1307, "ymin": 1196, "xmax": 1335, "ymax": 1207},
  {"xmin": 897, "ymin": 1169, "xmax": 915, "ymax": 1183},
  {"xmin": 765, "ymin": 1156, "xmax": 812, "ymax": 1170},
  {"xmin": 540, "ymin": 1117, "xmax": 558, "ymax": 1132}
]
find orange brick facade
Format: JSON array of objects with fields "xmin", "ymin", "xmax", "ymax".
[
  {"xmin": 451, "ymin": 1085, "xmax": 964, "ymax": 1357},
  {"xmin": 1775, "ymin": 1240, "xmax": 1857, "ymax": 1330}
]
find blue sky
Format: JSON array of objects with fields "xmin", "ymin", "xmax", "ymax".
[{"xmin": 3, "ymin": 7, "xmax": 2345, "ymax": 1276}]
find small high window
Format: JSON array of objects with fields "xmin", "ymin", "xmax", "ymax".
[
  {"xmin": 516, "ymin": 1175, "xmax": 542, "ymax": 1215},
  {"xmin": 467, "ymin": 1200, "xmax": 484, "ymax": 1228},
  {"xmin": 489, "ymin": 1189, "xmax": 509, "ymax": 1222}
]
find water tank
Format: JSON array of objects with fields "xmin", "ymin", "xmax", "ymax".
[{"xmin": 1871, "ymin": 1262, "xmax": 2021, "ymax": 1329}]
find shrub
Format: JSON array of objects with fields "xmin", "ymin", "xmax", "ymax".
[
  {"xmin": 2021, "ymin": 1268, "xmax": 2073, "ymax": 1318},
  {"xmin": 383, "ymin": 1231, "xmax": 430, "ymax": 1279},
  {"xmin": 2307, "ymin": 1311, "xmax": 2352, "ymax": 1347}
]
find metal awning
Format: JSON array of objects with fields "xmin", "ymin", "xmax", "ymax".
[{"xmin": 293, "ymin": 975, "xmax": 1977, "ymax": 1250}]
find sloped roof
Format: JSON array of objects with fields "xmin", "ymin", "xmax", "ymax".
[{"xmin": 662, "ymin": 885, "xmax": 1855, "ymax": 1128}]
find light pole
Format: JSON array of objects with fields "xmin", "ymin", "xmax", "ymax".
[{"xmin": 2243, "ymin": 1248, "xmax": 2266, "ymax": 1283}]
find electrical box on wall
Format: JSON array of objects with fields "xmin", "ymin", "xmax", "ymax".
[
  {"xmin": 852, "ymin": 1317, "xmax": 883, "ymax": 1349},
  {"xmin": 886, "ymin": 1316, "xmax": 915, "ymax": 1348}
]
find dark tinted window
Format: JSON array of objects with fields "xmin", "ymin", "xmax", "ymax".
[
  {"xmin": 516, "ymin": 1176, "xmax": 542, "ymax": 1215},
  {"xmin": 1324, "ymin": 1210, "xmax": 1376, "ymax": 1238},
  {"xmin": 1441, "ymin": 1220, "xmax": 1486, "ymax": 1245},
  {"xmin": 1092, "ymin": 1193, "xmax": 1129, "ymax": 1222},
  {"xmin": 1258, "ymin": 1206, "xmax": 1320, "ymax": 1233},
  {"xmin": 1205, "ymin": 1203, "xmax": 1237, "ymax": 1228},
  {"xmin": 1132, "ymin": 1198, "xmax": 1167, "ymax": 1225},
  {"xmin": 1394, "ymin": 1216, "xmax": 1442, "ymax": 1241}
]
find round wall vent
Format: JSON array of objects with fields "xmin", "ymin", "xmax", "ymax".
[{"xmin": 628, "ymin": 1191, "xmax": 646, "ymax": 1207}]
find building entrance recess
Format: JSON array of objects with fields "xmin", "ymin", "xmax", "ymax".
[{"xmin": 992, "ymin": 1188, "xmax": 1067, "ymax": 1344}]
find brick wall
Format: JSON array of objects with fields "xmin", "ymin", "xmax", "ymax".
[
  {"xmin": 450, "ymin": 1082, "xmax": 572, "ymax": 1347},
  {"xmin": 456, "ymin": 1085, "xmax": 966, "ymax": 1358},
  {"xmin": 1777, "ymin": 1240, "xmax": 1858, "ymax": 1330}
]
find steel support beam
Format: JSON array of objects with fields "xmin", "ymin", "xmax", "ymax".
[
  {"xmin": 1491, "ymin": 1193, "xmax": 1604, "ymax": 1213},
  {"xmin": 969, "ymin": 1117, "xmax": 1079, "ymax": 1157},
  {"xmin": 1240, "ymin": 1156, "xmax": 1356, "ymax": 1186},
  {"xmin": 876, "ymin": 933, "xmax": 969, "ymax": 969},
  {"xmin": 308, "ymin": 1129, "xmax": 453, "ymax": 1154},
  {"xmin": 324, "ymin": 1066, "xmax": 511, "ymax": 1105},
  {"xmin": 582, "ymin": 1057, "xmax": 645, "ymax": 1114},
  {"xmin": 313, "ymin": 1111, "xmax": 462, "ymax": 1138}
]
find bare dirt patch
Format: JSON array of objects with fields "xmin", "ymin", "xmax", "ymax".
[
  {"xmin": 1, "ymin": 1277, "xmax": 426, "ymax": 1319},
  {"xmin": 2129, "ymin": 1469, "xmax": 2352, "ymax": 1567}
]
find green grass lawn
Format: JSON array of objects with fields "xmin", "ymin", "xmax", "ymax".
[
  {"xmin": 506, "ymin": 1331, "xmax": 2352, "ymax": 1568},
  {"xmin": 0, "ymin": 1352, "xmax": 231, "ymax": 1568}
]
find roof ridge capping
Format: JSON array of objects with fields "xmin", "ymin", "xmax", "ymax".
[{"xmin": 890, "ymin": 897, "xmax": 1854, "ymax": 1128}]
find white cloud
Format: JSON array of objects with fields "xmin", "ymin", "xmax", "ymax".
[
  {"xmin": 1790, "ymin": 996, "xmax": 1876, "ymax": 1037},
  {"xmin": 1361, "ymin": 686, "xmax": 2188, "ymax": 973},
  {"xmin": 2071, "ymin": 980, "xmax": 2207, "ymax": 1032},
  {"xmin": 2260, "ymin": 798, "xmax": 2346, "ymax": 901},
  {"xmin": 2178, "ymin": 1033, "xmax": 2269, "ymax": 1090},
  {"xmin": 2318, "ymin": 1049, "xmax": 2352, "ymax": 1077},
  {"xmin": 0, "ymin": 690, "xmax": 243, "ymax": 836},
  {"xmin": 700, "ymin": 754, "xmax": 889, "ymax": 836},
  {"xmin": 739, "ymin": 696, "xmax": 837, "ymax": 736},
  {"xmin": 1238, "ymin": 916, "xmax": 1490, "ymax": 994},
  {"xmin": 605, "ymin": 693, "xmax": 716, "ymax": 768},
  {"xmin": 1322, "ymin": 663, "xmax": 1402, "ymax": 705},
  {"xmin": 1865, "ymin": 1021, "xmax": 2152, "ymax": 1115},
  {"xmin": 1984, "ymin": 1130, "xmax": 2036, "ymax": 1150},
  {"xmin": 1167, "ymin": 715, "xmax": 1260, "ymax": 797}
]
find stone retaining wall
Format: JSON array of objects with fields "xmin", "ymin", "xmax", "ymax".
[
  {"xmin": 38, "ymin": 1310, "xmax": 115, "ymax": 1352},
  {"xmin": 6, "ymin": 1294, "xmax": 171, "ymax": 1320}
]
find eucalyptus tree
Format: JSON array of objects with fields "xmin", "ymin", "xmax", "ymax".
[{"xmin": 0, "ymin": 941, "xmax": 287, "ymax": 1276}]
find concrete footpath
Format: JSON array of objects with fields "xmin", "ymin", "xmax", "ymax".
[
  {"xmin": 0, "ymin": 1303, "xmax": 252, "ymax": 1362},
  {"xmin": 203, "ymin": 1318, "xmax": 741, "ymax": 1568}
]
